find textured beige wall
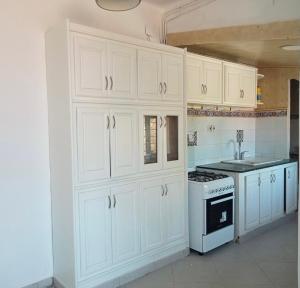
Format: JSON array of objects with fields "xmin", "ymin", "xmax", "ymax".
[{"xmin": 257, "ymin": 67, "xmax": 300, "ymax": 110}]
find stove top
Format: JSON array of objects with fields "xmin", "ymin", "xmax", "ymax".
[{"xmin": 188, "ymin": 171, "xmax": 228, "ymax": 182}]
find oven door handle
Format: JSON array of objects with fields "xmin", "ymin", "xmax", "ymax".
[{"xmin": 210, "ymin": 196, "xmax": 235, "ymax": 206}]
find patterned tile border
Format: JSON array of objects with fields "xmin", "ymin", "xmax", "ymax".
[{"xmin": 187, "ymin": 107, "xmax": 287, "ymax": 118}]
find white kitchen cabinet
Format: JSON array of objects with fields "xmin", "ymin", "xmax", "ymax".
[
  {"xmin": 285, "ymin": 164, "xmax": 298, "ymax": 214},
  {"xmin": 75, "ymin": 106, "xmax": 111, "ymax": 183},
  {"xmin": 111, "ymin": 183, "xmax": 140, "ymax": 264},
  {"xmin": 245, "ymin": 174, "xmax": 260, "ymax": 231},
  {"xmin": 259, "ymin": 172, "xmax": 272, "ymax": 224},
  {"xmin": 186, "ymin": 54, "xmax": 222, "ymax": 104},
  {"xmin": 141, "ymin": 179, "xmax": 165, "ymax": 252},
  {"xmin": 271, "ymin": 168, "xmax": 284, "ymax": 219},
  {"xmin": 110, "ymin": 108, "xmax": 138, "ymax": 177},
  {"xmin": 138, "ymin": 49, "xmax": 183, "ymax": 103},
  {"xmin": 78, "ymin": 187, "xmax": 112, "ymax": 278},
  {"xmin": 73, "ymin": 34, "xmax": 137, "ymax": 100},
  {"xmin": 223, "ymin": 62, "xmax": 256, "ymax": 108}
]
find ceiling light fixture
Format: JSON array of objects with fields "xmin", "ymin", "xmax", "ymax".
[
  {"xmin": 95, "ymin": 0, "xmax": 141, "ymax": 11},
  {"xmin": 281, "ymin": 45, "xmax": 300, "ymax": 51}
]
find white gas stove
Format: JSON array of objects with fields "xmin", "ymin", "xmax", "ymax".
[{"xmin": 188, "ymin": 169, "xmax": 235, "ymax": 254}]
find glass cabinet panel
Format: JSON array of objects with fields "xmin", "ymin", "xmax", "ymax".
[
  {"xmin": 166, "ymin": 116, "xmax": 179, "ymax": 162},
  {"xmin": 144, "ymin": 115, "xmax": 158, "ymax": 165}
]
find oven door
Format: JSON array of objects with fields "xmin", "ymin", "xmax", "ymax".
[{"xmin": 205, "ymin": 193, "xmax": 234, "ymax": 234}]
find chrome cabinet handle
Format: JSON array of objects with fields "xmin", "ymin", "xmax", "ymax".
[
  {"xmin": 113, "ymin": 195, "xmax": 116, "ymax": 208},
  {"xmin": 161, "ymin": 185, "xmax": 165, "ymax": 196},
  {"xmin": 201, "ymin": 84, "xmax": 204, "ymax": 94},
  {"xmin": 165, "ymin": 184, "xmax": 168, "ymax": 196},
  {"xmin": 163, "ymin": 82, "xmax": 167, "ymax": 94},
  {"xmin": 110, "ymin": 76, "xmax": 113, "ymax": 90},
  {"xmin": 159, "ymin": 116, "xmax": 163, "ymax": 128},
  {"xmin": 159, "ymin": 82, "xmax": 163, "ymax": 94},
  {"xmin": 270, "ymin": 174, "xmax": 273, "ymax": 183},
  {"xmin": 204, "ymin": 85, "xmax": 207, "ymax": 94},
  {"xmin": 106, "ymin": 76, "xmax": 108, "ymax": 90},
  {"xmin": 240, "ymin": 89, "xmax": 242, "ymax": 98},
  {"xmin": 108, "ymin": 195, "xmax": 111, "ymax": 209},
  {"xmin": 112, "ymin": 115, "xmax": 116, "ymax": 128},
  {"xmin": 107, "ymin": 115, "xmax": 110, "ymax": 129}
]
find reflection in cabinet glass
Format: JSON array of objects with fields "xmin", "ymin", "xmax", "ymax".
[
  {"xmin": 144, "ymin": 116, "xmax": 158, "ymax": 165},
  {"xmin": 166, "ymin": 116, "xmax": 178, "ymax": 162}
]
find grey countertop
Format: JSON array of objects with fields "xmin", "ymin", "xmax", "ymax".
[{"xmin": 196, "ymin": 159, "xmax": 297, "ymax": 173}]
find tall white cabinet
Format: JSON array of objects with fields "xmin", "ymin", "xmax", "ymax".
[{"xmin": 46, "ymin": 21, "xmax": 186, "ymax": 288}]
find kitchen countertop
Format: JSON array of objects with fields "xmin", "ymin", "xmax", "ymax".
[{"xmin": 196, "ymin": 159, "xmax": 297, "ymax": 173}]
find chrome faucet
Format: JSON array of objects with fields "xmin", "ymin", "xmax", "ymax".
[{"xmin": 236, "ymin": 130, "xmax": 248, "ymax": 160}]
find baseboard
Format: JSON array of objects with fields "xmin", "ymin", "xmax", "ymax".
[{"xmin": 22, "ymin": 277, "xmax": 53, "ymax": 288}]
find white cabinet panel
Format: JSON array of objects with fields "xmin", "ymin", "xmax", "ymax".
[
  {"xmin": 111, "ymin": 183, "xmax": 140, "ymax": 263},
  {"xmin": 108, "ymin": 42, "xmax": 137, "ymax": 99},
  {"xmin": 138, "ymin": 50, "xmax": 162, "ymax": 101},
  {"xmin": 259, "ymin": 172, "xmax": 272, "ymax": 224},
  {"xmin": 110, "ymin": 108, "xmax": 138, "ymax": 177},
  {"xmin": 240, "ymin": 69, "xmax": 256, "ymax": 107},
  {"xmin": 75, "ymin": 106, "xmax": 110, "ymax": 183},
  {"xmin": 164, "ymin": 176, "xmax": 185, "ymax": 243},
  {"xmin": 245, "ymin": 174, "xmax": 260, "ymax": 230},
  {"xmin": 202, "ymin": 59, "xmax": 222, "ymax": 104},
  {"xmin": 141, "ymin": 180, "xmax": 164, "ymax": 252},
  {"xmin": 74, "ymin": 35, "xmax": 107, "ymax": 98},
  {"xmin": 186, "ymin": 57, "xmax": 202, "ymax": 102},
  {"xmin": 271, "ymin": 168, "xmax": 284, "ymax": 219},
  {"xmin": 162, "ymin": 55, "xmax": 183, "ymax": 102},
  {"xmin": 224, "ymin": 65, "xmax": 241, "ymax": 105},
  {"xmin": 286, "ymin": 165, "xmax": 298, "ymax": 214},
  {"xmin": 78, "ymin": 188, "xmax": 112, "ymax": 278}
]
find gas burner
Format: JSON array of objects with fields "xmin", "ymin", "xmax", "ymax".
[{"xmin": 188, "ymin": 171, "xmax": 228, "ymax": 182}]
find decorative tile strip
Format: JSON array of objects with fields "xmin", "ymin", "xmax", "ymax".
[{"xmin": 187, "ymin": 107, "xmax": 287, "ymax": 118}]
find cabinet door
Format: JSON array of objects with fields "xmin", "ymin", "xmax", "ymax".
[
  {"xmin": 107, "ymin": 42, "xmax": 137, "ymax": 99},
  {"xmin": 110, "ymin": 108, "xmax": 138, "ymax": 177},
  {"xmin": 163, "ymin": 111, "xmax": 183, "ymax": 169},
  {"xmin": 73, "ymin": 35, "xmax": 107, "ymax": 98},
  {"xmin": 240, "ymin": 69, "xmax": 256, "ymax": 107},
  {"xmin": 140, "ymin": 111, "xmax": 163, "ymax": 172},
  {"xmin": 75, "ymin": 105, "xmax": 110, "ymax": 183},
  {"xmin": 224, "ymin": 64, "xmax": 241, "ymax": 105},
  {"xmin": 259, "ymin": 172, "xmax": 272, "ymax": 224},
  {"xmin": 271, "ymin": 168, "xmax": 284, "ymax": 219},
  {"xmin": 245, "ymin": 174, "xmax": 260, "ymax": 230},
  {"xmin": 202, "ymin": 59, "xmax": 223, "ymax": 104},
  {"xmin": 164, "ymin": 175, "xmax": 185, "ymax": 243},
  {"xmin": 111, "ymin": 183, "xmax": 140, "ymax": 264},
  {"xmin": 141, "ymin": 179, "xmax": 164, "ymax": 252},
  {"xmin": 186, "ymin": 56, "xmax": 203, "ymax": 103},
  {"xmin": 286, "ymin": 165, "xmax": 298, "ymax": 213},
  {"xmin": 78, "ymin": 188, "xmax": 112, "ymax": 278},
  {"xmin": 138, "ymin": 50, "xmax": 162, "ymax": 101},
  {"xmin": 162, "ymin": 54, "xmax": 183, "ymax": 102}
]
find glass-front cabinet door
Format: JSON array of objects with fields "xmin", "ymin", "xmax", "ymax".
[
  {"xmin": 163, "ymin": 111, "xmax": 183, "ymax": 169},
  {"xmin": 140, "ymin": 111, "xmax": 163, "ymax": 172}
]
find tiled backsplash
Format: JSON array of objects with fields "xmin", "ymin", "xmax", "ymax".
[{"xmin": 187, "ymin": 116, "xmax": 288, "ymax": 168}]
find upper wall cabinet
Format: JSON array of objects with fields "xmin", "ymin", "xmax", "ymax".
[
  {"xmin": 223, "ymin": 62, "xmax": 257, "ymax": 108},
  {"xmin": 138, "ymin": 49, "xmax": 183, "ymax": 103},
  {"xmin": 186, "ymin": 55, "xmax": 222, "ymax": 105},
  {"xmin": 73, "ymin": 34, "xmax": 137, "ymax": 101}
]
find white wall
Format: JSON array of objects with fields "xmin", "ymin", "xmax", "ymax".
[
  {"xmin": 167, "ymin": 0, "xmax": 300, "ymax": 33},
  {"xmin": 0, "ymin": 1, "xmax": 162, "ymax": 288}
]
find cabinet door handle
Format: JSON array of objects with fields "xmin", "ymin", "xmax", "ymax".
[
  {"xmin": 108, "ymin": 195, "xmax": 111, "ymax": 209},
  {"xmin": 159, "ymin": 116, "xmax": 163, "ymax": 128},
  {"xmin": 107, "ymin": 115, "xmax": 110, "ymax": 129},
  {"xmin": 274, "ymin": 174, "xmax": 276, "ymax": 182},
  {"xmin": 161, "ymin": 185, "xmax": 165, "ymax": 196},
  {"xmin": 159, "ymin": 82, "xmax": 163, "ymax": 94},
  {"xmin": 105, "ymin": 76, "xmax": 108, "ymax": 90},
  {"xmin": 201, "ymin": 84, "xmax": 204, "ymax": 94},
  {"xmin": 113, "ymin": 195, "xmax": 116, "ymax": 208},
  {"xmin": 270, "ymin": 174, "xmax": 273, "ymax": 183},
  {"xmin": 163, "ymin": 82, "xmax": 167, "ymax": 94},
  {"xmin": 258, "ymin": 177, "xmax": 261, "ymax": 186},
  {"xmin": 241, "ymin": 89, "xmax": 244, "ymax": 98},
  {"xmin": 240, "ymin": 89, "xmax": 242, "ymax": 98},
  {"xmin": 113, "ymin": 115, "xmax": 116, "ymax": 128},
  {"xmin": 205, "ymin": 85, "xmax": 207, "ymax": 94},
  {"xmin": 110, "ymin": 76, "xmax": 113, "ymax": 90},
  {"xmin": 288, "ymin": 170, "xmax": 291, "ymax": 179},
  {"xmin": 165, "ymin": 184, "xmax": 168, "ymax": 196}
]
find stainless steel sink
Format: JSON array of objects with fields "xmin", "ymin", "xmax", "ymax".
[{"xmin": 221, "ymin": 158, "xmax": 284, "ymax": 167}]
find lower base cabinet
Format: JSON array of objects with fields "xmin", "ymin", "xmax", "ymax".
[
  {"xmin": 77, "ymin": 174, "xmax": 185, "ymax": 284},
  {"xmin": 285, "ymin": 164, "xmax": 298, "ymax": 214}
]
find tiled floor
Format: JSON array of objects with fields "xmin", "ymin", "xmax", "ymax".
[{"xmin": 121, "ymin": 215, "xmax": 297, "ymax": 288}]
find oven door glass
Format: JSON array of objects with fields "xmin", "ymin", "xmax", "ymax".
[{"xmin": 206, "ymin": 193, "xmax": 233, "ymax": 234}]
